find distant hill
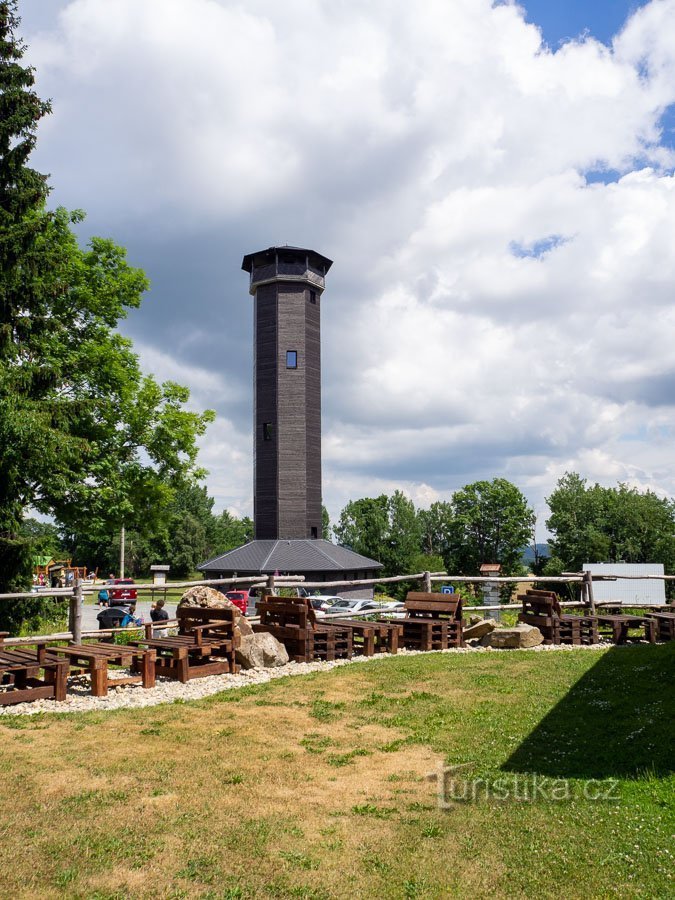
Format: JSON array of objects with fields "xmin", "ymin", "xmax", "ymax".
[{"xmin": 521, "ymin": 543, "xmax": 551, "ymax": 564}]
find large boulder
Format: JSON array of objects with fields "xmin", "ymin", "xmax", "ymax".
[
  {"xmin": 483, "ymin": 625, "xmax": 543, "ymax": 649},
  {"xmin": 463, "ymin": 619, "xmax": 496, "ymax": 640},
  {"xmin": 179, "ymin": 585, "xmax": 230, "ymax": 609},
  {"xmin": 178, "ymin": 586, "xmax": 253, "ymax": 636},
  {"xmin": 236, "ymin": 632, "xmax": 289, "ymax": 669}
]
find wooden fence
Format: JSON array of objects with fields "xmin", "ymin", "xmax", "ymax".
[{"xmin": 0, "ymin": 569, "xmax": 672, "ymax": 645}]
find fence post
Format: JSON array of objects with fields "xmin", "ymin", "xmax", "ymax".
[
  {"xmin": 268, "ymin": 574, "xmax": 276, "ymax": 596},
  {"xmin": 583, "ymin": 570, "xmax": 596, "ymax": 615},
  {"xmin": 71, "ymin": 580, "xmax": 83, "ymax": 644},
  {"xmin": 423, "ymin": 570, "xmax": 431, "ymax": 593},
  {"xmin": 67, "ymin": 589, "xmax": 74, "ymax": 635}
]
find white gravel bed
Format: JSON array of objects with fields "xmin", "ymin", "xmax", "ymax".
[{"xmin": 0, "ymin": 640, "xmax": 620, "ymax": 717}]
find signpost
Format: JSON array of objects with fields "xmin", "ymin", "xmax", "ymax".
[{"xmin": 441, "ymin": 585, "xmax": 454, "ymax": 595}]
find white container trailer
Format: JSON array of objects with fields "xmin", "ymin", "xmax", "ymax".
[{"xmin": 583, "ymin": 563, "xmax": 665, "ymax": 606}]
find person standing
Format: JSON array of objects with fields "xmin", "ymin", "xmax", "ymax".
[{"xmin": 150, "ymin": 598, "xmax": 169, "ymax": 637}]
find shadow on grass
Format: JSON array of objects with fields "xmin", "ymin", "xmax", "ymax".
[{"xmin": 503, "ymin": 643, "xmax": 674, "ymax": 780}]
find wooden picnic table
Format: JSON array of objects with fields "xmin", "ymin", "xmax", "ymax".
[
  {"xmin": 46, "ymin": 643, "xmax": 156, "ymax": 697},
  {"xmin": 596, "ymin": 614, "xmax": 656, "ymax": 645},
  {"xmin": 329, "ymin": 619, "xmax": 402, "ymax": 656},
  {"xmin": 0, "ymin": 636, "xmax": 68, "ymax": 706},
  {"xmin": 131, "ymin": 634, "xmax": 236, "ymax": 682},
  {"xmin": 646, "ymin": 611, "xmax": 675, "ymax": 641}
]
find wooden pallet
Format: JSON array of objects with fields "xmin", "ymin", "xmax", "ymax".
[
  {"xmin": 254, "ymin": 596, "xmax": 352, "ymax": 662},
  {"xmin": 518, "ymin": 590, "xmax": 599, "ymax": 645},
  {"xmin": 647, "ymin": 612, "xmax": 675, "ymax": 641},
  {"xmin": 329, "ymin": 619, "xmax": 402, "ymax": 656},
  {"xmin": 596, "ymin": 614, "xmax": 656, "ymax": 645},
  {"xmin": 394, "ymin": 592, "xmax": 464, "ymax": 650},
  {"xmin": 131, "ymin": 607, "xmax": 240, "ymax": 682},
  {"xmin": 0, "ymin": 635, "xmax": 68, "ymax": 706},
  {"xmin": 47, "ymin": 643, "xmax": 156, "ymax": 697}
]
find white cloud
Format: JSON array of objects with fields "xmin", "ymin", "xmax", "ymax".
[{"xmin": 22, "ymin": 0, "xmax": 675, "ymax": 535}]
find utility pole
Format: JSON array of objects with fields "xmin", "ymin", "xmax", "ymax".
[{"xmin": 120, "ymin": 525, "xmax": 125, "ymax": 579}]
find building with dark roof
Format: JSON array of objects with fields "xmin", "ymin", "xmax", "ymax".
[
  {"xmin": 199, "ymin": 539, "xmax": 382, "ymax": 598},
  {"xmin": 198, "ymin": 246, "xmax": 382, "ymax": 598}
]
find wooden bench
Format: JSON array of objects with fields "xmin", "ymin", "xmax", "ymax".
[
  {"xmin": 0, "ymin": 635, "xmax": 68, "ymax": 706},
  {"xmin": 392, "ymin": 592, "xmax": 463, "ymax": 651},
  {"xmin": 647, "ymin": 611, "xmax": 675, "ymax": 641},
  {"xmin": 518, "ymin": 590, "xmax": 599, "ymax": 645},
  {"xmin": 328, "ymin": 618, "xmax": 402, "ymax": 656},
  {"xmin": 46, "ymin": 643, "xmax": 156, "ymax": 697},
  {"xmin": 253, "ymin": 596, "xmax": 352, "ymax": 662},
  {"xmin": 131, "ymin": 607, "xmax": 240, "ymax": 682}
]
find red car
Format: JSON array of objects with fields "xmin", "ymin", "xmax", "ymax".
[
  {"xmin": 108, "ymin": 578, "xmax": 137, "ymax": 602},
  {"xmin": 225, "ymin": 591, "xmax": 249, "ymax": 615}
]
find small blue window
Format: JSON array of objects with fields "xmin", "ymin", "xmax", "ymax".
[{"xmin": 286, "ymin": 350, "xmax": 297, "ymax": 368}]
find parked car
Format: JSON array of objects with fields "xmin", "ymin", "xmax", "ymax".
[
  {"xmin": 309, "ymin": 598, "xmax": 327, "ymax": 612},
  {"xmin": 305, "ymin": 596, "xmax": 339, "ymax": 617},
  {"xmin": 310, "ymin": 595, "xmax": 342, "ymax": 611},
  {"xmin": 376, "ymin": 601, "xmax": 405, "ymax": 612},
  {"xmin": 325, "ymin": 598, "xmax": 380, "ymax": 615},
  {"xmin": 108, "ymin": 578, "xmax": 137, "ymax": 603},
  {"xmin": 225, "ymin": 590, "xmax": 249, "ymax": 615}
]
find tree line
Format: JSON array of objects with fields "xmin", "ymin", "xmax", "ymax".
[
  {"xmin": 331, "ymin": 474, "xmax": 675, "ymax": 592},
  {"xmin": 544, "ymin": 473, "xmax": 675, "ymax": 577},
  {"xmin": 26, "ymin": 470, "xmax": 675, "ymax": 592},
  {"xmin": 22, "ymin": 483, "xmax": 253, "ymax": 584},
  {"xmin": 331, "ymin": 479, "xmax": 534, "ymax": 582}
]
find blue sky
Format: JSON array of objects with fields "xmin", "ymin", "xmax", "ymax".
[
  {"xmin": 522, "ymin": 1, "xmax": 648, "ymax": 46},
  {"xmin": 19, "ymin": 0, "xmax": 675, "ymax": 536}
]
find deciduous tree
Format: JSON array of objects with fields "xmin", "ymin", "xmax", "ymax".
[
  {"xmin": 545, "ymin": 473, "xmax": 675, "ymax": 578},
  {"xmin": 210, "ymin": 509, "xmax": 253, "ymax": 558},
  {"xmin": 333, "ymin": 495, "xmax": 389, "ymax": 565},
  {"xmin": 0, "ymin": 4, "xmax": 214, "ymax": 628},
  {"xmin": 445, "ymin": 478, "xmax": 534, "ymax": 575},
  {"xmin": 418, "ymin": 501, "xmax": 454, "ymax": 558}
]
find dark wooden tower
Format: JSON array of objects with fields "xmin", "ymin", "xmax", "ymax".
[{"xmin": 242, "ymin": 246, "xmax": 333, "ymax": 541}]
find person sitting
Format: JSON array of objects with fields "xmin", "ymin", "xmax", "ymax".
[{"xmin": 120, "ymin": 602, "xmax": 142, "ymax": 628}]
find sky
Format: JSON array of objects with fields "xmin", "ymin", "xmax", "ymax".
[{"xmin": 17, "ymin": 0, "xmax": 675, "ymax": 538}]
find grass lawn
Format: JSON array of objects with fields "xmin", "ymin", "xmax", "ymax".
[{"xmin": 0, "ymin": 644, "xmax": 672, "ymax": 899}]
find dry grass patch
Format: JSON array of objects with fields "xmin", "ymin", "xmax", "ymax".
[{"xmin": 0, "ymin": 670, "xmax": 441, "ymax": 899}]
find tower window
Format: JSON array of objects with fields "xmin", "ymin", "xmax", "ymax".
[
  {"xmin": 263, "ymin": 422, "xmax": 274, "ymax": 441},
  {"xmin": 310, "ymin": 526, "xmax": 318, "ymax": 539},
  {"xmin": 286, "ymin": 350, "xmax": 297, "ymax": 368},
  {"xmin": 309, "ymin": 290, "xmax": 317, "ymax": 304}
]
